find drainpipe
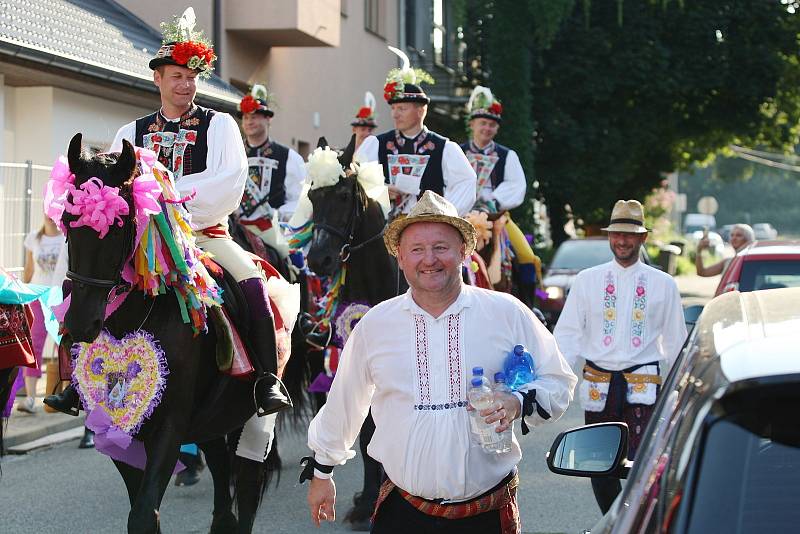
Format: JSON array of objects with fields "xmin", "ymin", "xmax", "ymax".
[{"xmin": 213, "ymin": 0, "xmax": 222, "ymax": 76}]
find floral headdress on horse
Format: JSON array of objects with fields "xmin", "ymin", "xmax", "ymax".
[
  {"xmin": 383, "ymin": 46, "xmax": 435, "ymax": 105},
  {"xmin": 149, "ymin": 8, "xmax": 216, "ymax": 79},
  {"xmin": 467, "ymin": 85, "xmax": 503, "ymax": 123},
  {"xmin": 237, "ymin": 84, "xmax": 276, "ymax": 118},
  {"xmin": 351, "ymin": 91, "xmax": 377, "ymax": 128}
]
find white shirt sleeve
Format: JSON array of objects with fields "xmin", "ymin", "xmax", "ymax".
[
  {"xmin": 442, "ymin": 141, "xmax": 477, "ymax": 216},
  {"xmin": 307, "ymin": 320, "xmax": 375, "ymax": 467},
  {"xmin": 109, "ymin": 121, "xmax": 136, "ymax": 153},
  {"xmin": 277, "ymin": 148, "xmax": 307, "ymax": 221},
  {"xmin": 491, "ymin": 149, "xmax": 527, "ymax": 211},
  {"xmin": 658, "ymin": 279, "xmax": 689, "ymax": 370},
  {"xmin": 553, "ymin": 273, "xmax": 588, "ymax": 369},
  {"xmin": 177, "ymin": 113, "xmax": 248, "ymax": 230},
  {"xmin": 355, "ymin": 135, "xmax": 379, "ymax": 163}
]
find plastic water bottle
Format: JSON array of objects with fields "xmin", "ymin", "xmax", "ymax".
[
  {"xmin": 472, "ymin": 366, "xmax": 491, "ymax": 388},
  {"xmin": 490, "ymin": 373, "xmax": 513, "ymax": 453},
  {"xmin": 468, "ymin": 377, "xmax": 501, "ymax": 452},
  {"xmin": 504, "ymin": 345, "xmax": 535, "ymax": 391}
]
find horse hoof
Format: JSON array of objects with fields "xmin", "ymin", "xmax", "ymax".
[
  {"xmin": 209, "ymin": 511, "xmax": 238, "ymax": 534},
  {"xmin": 175, "ymin": 467, "xmax": 201, "ymax": 487}
]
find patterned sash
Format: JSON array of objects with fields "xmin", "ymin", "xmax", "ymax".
[{"xmin": 602, "ymin": 271, "xmax": 648, "ymax": 348}]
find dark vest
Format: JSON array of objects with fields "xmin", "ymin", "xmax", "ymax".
[
  {"xmin": 377, "ymin": 129, "xmax": 447, "ymax": 197},
  {"xmin": 460, "ymin": 141, "xmax": 509, "ymax": 188},
  {"xmin": 240, "ymin": 140, "xmax": 290, "ymax": 216},
  {"xmin": 134, "ymin": 105, "xmax": 215, "ymax": 180}
]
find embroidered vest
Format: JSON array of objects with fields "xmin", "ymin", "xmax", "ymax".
[
  {"xmin": 240, "ymin": 140, "xmax": 290, "ymax": 217},
  {"xmin": 460, "ymin": 141, "xmax": 509, "ymax": 189},
  {"xmin": 377, "ymin": 129, "xmax": 446, "ymax": 196},
  {"xmin": 134, "ymin": 106, "xmax": 215, "ymax": 180}
]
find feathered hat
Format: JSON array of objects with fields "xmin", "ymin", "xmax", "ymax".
[
  {"xmin": 237, "ymin": 84, "xmax": 275, "ymax": 118},
  {"xmin": 149, "ymin": 8, "xmax": 216, "ymax": 78},
  {"xmin": 467, "ymin": 85, "xmax": 503, "ymax": 123},
  {"xmin": 351, "ymin": 91, "xmax": 378, "ymax": 127},
  {"xmin": 383, "ymin": 46, "xmax": 435, "ymax": 105}
]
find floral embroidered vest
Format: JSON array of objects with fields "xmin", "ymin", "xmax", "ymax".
[{"xmin": 376, "ymin": 129, "xmax": 446, "ymax": 197}]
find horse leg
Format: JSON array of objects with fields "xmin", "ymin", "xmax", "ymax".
[
  {"xmin": 127, "ymin": 428, "xmax": 182, "ymax": 534},
  {"xmin": 113, "ymin": 460, "xmax": 144, "ymax": 507},
  {"xmin": 232, "ymin": 415, "xmax": 279, "ymax": 533},
  {"xmin": 198, "ymin": 438, "xmax": 238, "ymax": 534}
]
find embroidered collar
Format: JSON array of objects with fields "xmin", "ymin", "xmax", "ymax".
[
  {"xmin": 247, "ymin": 137, "xmax": 272, "ymax": 151},
  {"xmin": 401, "ymin": 285, "xmax": 473, "ymax": 318},
  {"xmin": 469, "ymin": 140, "xmax": 496, "ymax": 155},
  {"xmin": 158, "ymin": 105, "xmax": 197, "ymax": 124},
  {"xmin": 395, "ymin": 126, "xmax": 429, "ymax": 152}
]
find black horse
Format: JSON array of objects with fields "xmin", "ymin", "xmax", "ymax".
[
  {"xmin": 304, "ymin": 136, "xmax": 398, "ymax": 529},
  {"xmin": 59, "ymin": 133, "xmax": 279, "ymax": 533}
]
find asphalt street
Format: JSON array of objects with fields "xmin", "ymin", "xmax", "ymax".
[{"xmin": 0, "ymin": 401, "xmax": 599, "ymax": 534}]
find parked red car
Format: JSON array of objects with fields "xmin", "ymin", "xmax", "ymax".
[{"xmin": 715, "ymin": 240, "xmax": 800, "ymax": 295}]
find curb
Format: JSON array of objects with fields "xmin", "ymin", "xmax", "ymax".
[
  {"xmin": 8, "ymin": 426, "xmax": 84, "ymax": 454},
  {"xmin": 4, "ymin": 414, "xmax": 85, "ymax": 449}
]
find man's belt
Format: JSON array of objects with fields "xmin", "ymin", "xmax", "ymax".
[
  {"xmin": 584, "ymin": 360, "xmax": 661, "ymax": 415},
  {"xmin": 372, "ymin": 470, "xmax": 520, "ymax": 532},
  {"xmin": 200, "ymin": 224, "xmax": 231, "ymax": 239}
]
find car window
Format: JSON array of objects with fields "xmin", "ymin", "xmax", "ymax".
[
  {"xmin": 550, "ymin": 240, "xmax": 613, "ymax": 271},
  {"xmin": 684, "ymin": 391, "xmax": 800, "ymax": 532},
  {"xmin": 738, "ymin": 260, "xmax": 800, "ymax": 292}
]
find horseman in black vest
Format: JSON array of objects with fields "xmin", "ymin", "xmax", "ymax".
[
  {"xmin": 461, "ymin": 86, "xmax": 527, "ymax": 213},
  {"xmin": 45, "ymin": 8, "xmax": 291, "ymax": 418},
  {"xmin": 356, "ymin": 46, "xmax": 476, "ymax": 218}
]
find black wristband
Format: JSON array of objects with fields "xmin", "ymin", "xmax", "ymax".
[
  {"xmin": 519, "ymin": 389, "xmax": 551, "ymax": 435},
  {"xmin": 299, "ymin": 456, "xmax": 334, "ymax": 484}
]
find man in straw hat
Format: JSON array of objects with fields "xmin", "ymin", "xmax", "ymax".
[
  {"xmin": 46, "ymin": 8, "xmax": 292, "ymax": 419},
  {"xmin": 302, "ymin": 191, "xmax": 576, "ymax": 532},
  {"xmin": 554, "ymin": 200, "xmax": 687, "ymax": 514},
  {"xmin": 357, "ymin": 47, "xmax": 476, "ymax": 218}
]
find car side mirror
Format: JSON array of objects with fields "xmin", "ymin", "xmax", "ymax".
[
  {"xmin": 546, "ymin": 422, "xmax": 631, "ymax": 479},
  {"xmin": 683, "ymin": 304, "xmax": 704, "ymax": 329}
]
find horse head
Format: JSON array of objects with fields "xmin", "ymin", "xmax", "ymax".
[{"xmin": 62, "ymin": 133, "xmax": 137, "ymax": 342}]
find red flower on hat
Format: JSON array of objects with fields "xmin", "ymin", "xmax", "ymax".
[
  {"xmin": 172, "ymin": 41, "xmax": 215, "ymax": 71},
  {"xmin": 239, "ymin": 95, "xmax": 261, "ymax": 114},
  {"xmin": 356, "ymin": 106, "xmax": 372, "ymax": 119},
  {"xmin": 384, "ymin": 81, "xmax": 399, "ymax": 102},
  {"xmin": 489, "ymin": 102, "xmax": 503, "ymax": 115}
]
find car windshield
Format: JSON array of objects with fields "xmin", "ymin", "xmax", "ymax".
[
  {"xmin": 685, "ymin": 392, "xmax": 800, "ymax": 533},
  {"xmin": 738, "ymin": 260, "xmax": 800, "ymax": 291},
  {"xmin": 549, "ymin": 240, "xmax": 613, "ymax": 271}
]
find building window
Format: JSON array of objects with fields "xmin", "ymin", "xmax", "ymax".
[
  {"xmin": 365, "ymin": 0, "xmax": 385, "ymax": 38},
  {"xmin": 433, "ymin": 0, "xmax": 446, "ymax": 65}
]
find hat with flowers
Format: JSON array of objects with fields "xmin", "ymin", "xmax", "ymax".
[
  {"xmin": 467, "ymin": 85, "xmax": 503, "ymax": 123},
  {"xmin": 351, "ymin": 91, "xmax": 377, "ymax": 127},
  {"xmin": 149, "ymin": 8, "xmax": 216, "ymax": 79},
  {"xmin": 383, "ymin": 46, "xmax": 435, "ymax": 105},
  {"xmin": 237, "ymin": 84, "xmax": 275, "ymax": 118}
]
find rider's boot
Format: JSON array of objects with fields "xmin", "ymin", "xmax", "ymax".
[
  {"xmin": 239, "ymin": 278, "xmax": 292, "ymax": 416},
  {"xmin": 43, "ymin": 383, "xmax": 80, "ymax": 416}
]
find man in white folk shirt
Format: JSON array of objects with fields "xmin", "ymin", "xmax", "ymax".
[
  {"xmin": 554, "ymin": 200, "xmax": 687, "ymax": 514},
  {"xmin": 303, "ymin": 191, "xmax": 576, "ymax": 533},
  {"xmin": 356, "ymin": 47, "xmax": 476, "ymax": 218}
]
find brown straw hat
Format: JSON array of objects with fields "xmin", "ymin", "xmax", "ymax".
[
  {"xmin": 601, "ymin": 200, "xmax": 649, "ymax": 234},
  {"xmin": 384, "ymin": 191, "xmax": 477, "ymax": 256}
]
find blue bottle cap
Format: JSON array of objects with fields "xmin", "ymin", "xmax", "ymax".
[
  {"xmin": 472, "ymin": 366, "xmax": 484, "ymax": 376},
  {"xmin": 494, "ymin": 372, "xmax": 506, "ymax": 383},
  {"xmin": 471, "ymin": 377, "xmax": 484, "ymax": 387},
  {"xmin": 514, "ymin": 344, "xmax": 525, "ymax": 354}
]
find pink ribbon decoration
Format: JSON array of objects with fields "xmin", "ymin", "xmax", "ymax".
[
  {"xmin": 43, "ymin": 155, "xmax": 76, "ymax": 234},
  {"xmin": 85, "ymin": 406, "xmax": 184, "ymax": 474},
  {"xmin": 134, "ymin": 146, "xmax": 157, "ymax": 172},
  {"xmin": 64, "ymin": 177, "xmax": 130, "ymax": 238}
]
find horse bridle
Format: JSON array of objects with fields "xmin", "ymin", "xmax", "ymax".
[
  {"xmin": 65, "ymin": 216, "xmax": 135, "ymax": 295},
  {"xmin": 312, "ymin": 182, "xmax": 386, "ymax": 263}
]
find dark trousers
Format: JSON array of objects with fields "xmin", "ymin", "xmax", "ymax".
[{"xmin": 371, "ymin": 489, "xmax": 502, "ymax": 534}]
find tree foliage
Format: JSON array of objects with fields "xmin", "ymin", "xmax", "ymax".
[{"xmin": 463, "ymin": 0, "xmax": 800, "ymax": 244}]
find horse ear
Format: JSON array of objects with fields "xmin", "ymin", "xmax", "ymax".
[
  {"xmin": 115, "ymin": 140, "xmax": 137, "ymax": 180},
  {"xmin": 316, "ymin": 136, "xmax": 329, "ymax": 149},
  {"xmin": 338, "ymin": 134, "xmax": 356, "ymax": 169},
  {"xmin": 68, "ymin": 133, "xmax": 83, "ymax": 173}
]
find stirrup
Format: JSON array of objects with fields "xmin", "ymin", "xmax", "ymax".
[{"xmin": 254, "ymin": 373, "xmax": 293, "ymax": 417}]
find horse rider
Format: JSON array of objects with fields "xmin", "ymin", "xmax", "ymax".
[
  {"xmin": 356, "ymin": 47, "xmax": 476, "ymax": 218},
  {"xmin": 45, "ymin": 9, "xmax": 291, "ymax": 418},
  {"xmin": 302, "ymin": 191, "xmax": 577, "ymax": 532},
  {"xmin": 553, "ymin": 200, "xmax": 687, "ymax": 514},
  {"xmin": 461, "ymin": 86, "xmax": 526, "ymax": 213},
  {"xmin": 350, "ymin": 91, "xmax": 378, "ymax": 153}
]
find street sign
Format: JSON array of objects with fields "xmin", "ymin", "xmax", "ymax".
[{"xmin": 697, "ymin": 196, "xmax": 718, "ymax": 215}]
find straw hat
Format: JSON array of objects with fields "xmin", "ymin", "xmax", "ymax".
[
  {"xmin": 384, "ymin": 191, "xmax": 477, "ymax": 256},
  {"xmin": 601, "ymin": 200, "xmax": 649, "ymax": 234}
]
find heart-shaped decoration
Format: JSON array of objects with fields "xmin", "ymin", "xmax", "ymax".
[{"xmin": 72, "ymin": 330, "xmax": 168, "ymax": 436}]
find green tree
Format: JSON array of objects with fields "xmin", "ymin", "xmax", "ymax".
[{"xmin": 533, "ymin": 0, "xmax": 800, "ymax": 243}]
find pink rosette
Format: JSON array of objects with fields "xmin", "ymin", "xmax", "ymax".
[
  {"xmin": 44, "ymin": 155, "xmax": 76, "ymax": 233},
  {"xmin": 134, "ymin": 147, "xmax": 157, "ymax": 174},
  {"xmin": 65, "ymin": 177, "xmax": 130, "ymax": 238}
]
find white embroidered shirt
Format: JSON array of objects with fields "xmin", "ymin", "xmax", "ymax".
[
  {"xmin": 554, "ymin": 259, "xmax": 687, "ymax": 371},
  {"xmin": 307, "ymin": 285, "xmax": 576, "ymax": 501}
]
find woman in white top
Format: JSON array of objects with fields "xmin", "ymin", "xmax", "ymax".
[{"xmin": 16, "ymin": 215, "xmax": 65, "ymax": 413}]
